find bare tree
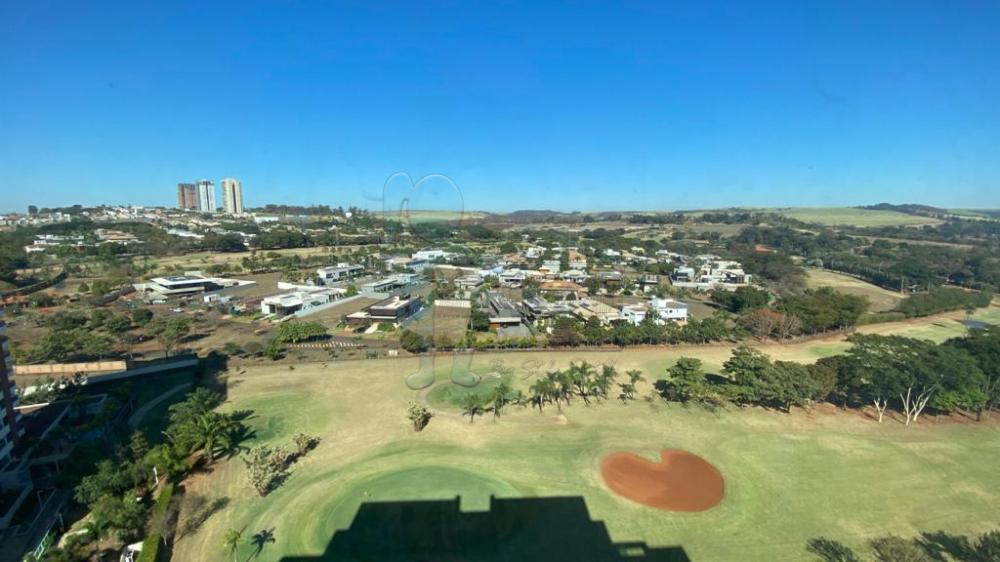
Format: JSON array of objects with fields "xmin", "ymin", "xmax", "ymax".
[{"xmin": 900, "ymin": 383, "xmax": 937, "ymax": 426}]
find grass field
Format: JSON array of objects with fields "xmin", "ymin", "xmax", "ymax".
[
  {"xmin": 804, "ymin": 268, "xmax": 904, "ymax": 312},
  {"xmin": 171, "ymin": 307, "xmax": 1000, "ymax": 562},
  {"xmin": 401, "ymin": 209, "xmax": 488, "ymax": 223},
  {"xmin": 771, "ymin": 207, "xmax": 942, "ymax": 227}
]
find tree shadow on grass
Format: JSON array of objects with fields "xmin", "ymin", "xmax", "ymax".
[{"xmin": 806, "ymin": 537, "xmax": 861, "ymax": 562}]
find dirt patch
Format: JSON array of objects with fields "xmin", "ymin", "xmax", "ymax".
[{"xmin": 601, "ymin": 449, "xmax": 724, "ymax": 512}]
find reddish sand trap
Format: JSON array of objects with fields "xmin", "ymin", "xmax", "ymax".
[{"xmin": 601, "ymin": 449, "xmax": 724, "ymax": 512}]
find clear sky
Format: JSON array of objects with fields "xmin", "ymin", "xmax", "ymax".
[{"xmin": 2, "ymin": 1, "xmax": 999, "ymax": 213}]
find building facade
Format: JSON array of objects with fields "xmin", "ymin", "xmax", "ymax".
[
  {"xmin": 0, "ymin": 310, "xmax": 23, "ymax": 470},
  {"xmin": 221, "ymin": 178, "xmax": 244, "ymax": 215},
  {"xmin": 196, "ymin": 179, "xmax": 216, "ymax": 213},
  {"xmin": 176, "ymin": 182, "xmax": 198, "ymax": 210}
]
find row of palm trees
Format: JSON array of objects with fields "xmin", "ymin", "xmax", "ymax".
[{"xmin": 460, "ymin": 362, "xmax": 646, "ymax": 422}]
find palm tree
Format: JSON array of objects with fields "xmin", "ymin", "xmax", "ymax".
[
  {"xmin": 529, "ymin": 379, "xmax": 551, "ymax": 412},
  {"xmin": 627, "ymin": 369, "xmax": 645, "ymax": 385},
  {"xmin": 553, "ymin": 371, "xmax": 574, "ymax": 411},
  {"xmin": 461, "ymin": 394, "xmax": 485, "ymax": 423},
  {"xmin": 191, "ymin": 412, "xmax": 235, "ymax": 463},
  {"xmin": 154, "ymin": 441, "xmax": 188, "ymax": 477},
  {"xmin": 618, "ymin": 382, "xmax": 637, "ymax": 402},
  {"xmin": 491, "ymin": 382, "xmax": 511, "ymax": 420},
  {"xmin": 569, "ymin": 362, "xmax": 594, "ymax": 404},
  {"xmin": 223, "ymin": 528, "xmax": 243, "ymax": 562}
]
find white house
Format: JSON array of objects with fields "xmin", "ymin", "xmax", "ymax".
[
  {"xmin": 261, "ymin": 286, "xmax": 346, "ymax": 317},
  {"xmin": 650, "ymin": 297, "xmax": 688, "ymax": 323},
  {"xmin": 317, "ymin": 263, "xmax": 363, "ymax": 283},
  {"xmin": 412, "ymin": 249, "xmax": 453, "ymax": 261},
  {"xmin": 621, "ymin": 297, "xmax": 688, "ymax": 326}
]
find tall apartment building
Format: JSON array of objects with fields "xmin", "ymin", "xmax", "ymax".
[
  {"xmin": 0, "ymin": 309, "xmax": 23, "ymax": 471},
  {"xmin": 196, "ymin": 179, "xmax": 216, "ymax": 213},
  {"xmin": 176, "ymin": 182, "xmax": 198, "ymax": 210},
  {"xmin": 221, "ymin": 178, "xmax": 244, "ymax": 215}
]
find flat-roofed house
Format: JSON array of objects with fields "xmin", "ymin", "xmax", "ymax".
[
  {"xmin": 317, "ymin": 263, "xmax": 363, "ymax": 283},
  {"xmin": 134, "ymin": 274, "xmax": 255, "ymax": 300},
  {"xmin": 487, "ymin": 292, "xmax": 523, "ymax": 328},
  {"xmin": 346, "ymin": 294, "xmax": 423, "ymax": 327},
  {"xmin": 573, "ymin": 299, "xmax": 621, "ymax": 325}
]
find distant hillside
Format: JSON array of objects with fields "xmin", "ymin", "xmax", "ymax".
[{"xmin": 861, "ymin": 203, "xmax": 949, "ymax": 217}]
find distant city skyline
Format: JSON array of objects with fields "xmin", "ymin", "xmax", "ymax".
[{"xmin": 2, "ymin": 2, "xmax": 999, "ymax": 212}]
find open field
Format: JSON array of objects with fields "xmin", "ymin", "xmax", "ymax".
[
  {"xmin": 173, "ymin": 306, "xmax": 1000, "ymax": 562},
  {"xmin": 771, "ymin": 207, "xmax": 942, "ymax": 227},
  {"xmin": 146, "ymin": 246, "xmax": 354, "ymax": 272},
  {"xmin": 401, "ymin": 209, "xmax": 489, "ymax": 223},
  {"xmin": 804, "ymin": 268, "xmax": 904, "ymax": 312}
]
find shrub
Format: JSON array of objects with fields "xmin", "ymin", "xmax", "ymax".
[
  {"xmin": 291, "ymin": 433, "xmax": 321, "ymax": 457},
  {"xmin": 407, "ymin": 402, "xmax": 433, "ymax": 432},
  {"xmin": 243, "ymin": 445, "xmax": 290, "ymax": 496}
]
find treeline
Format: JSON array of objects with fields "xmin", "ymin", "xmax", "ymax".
[
  {"xmin": 657, "ymin": 327, "xmax": 1000, "ymax": 424},
  {"xmin": 854, "ymin": 216, "xmax": 1000, "ymax": 244},
  {"xmin": 732, "ymin": 224, "xmax": 1000, "ymax": 291},
  {"xmin": 548, "ymin": 315, "xmax": 733, "ymax": 347},
  {"xmin": 896, "ymin": 287, "xmax": 994, "ymax": 318}
]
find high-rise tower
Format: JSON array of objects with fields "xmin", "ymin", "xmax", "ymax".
[
  {"xmin": 221, "ymin": 178, "xmax": 244, "ymax": 215},
  {"xmin": 196, "ymin": 179, "xmax": 216, "ymax": 213}
]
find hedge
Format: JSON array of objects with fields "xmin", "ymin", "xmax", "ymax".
[{"xmin": 136, "ymin": 481, "xmax": 175, "ymax": 562}]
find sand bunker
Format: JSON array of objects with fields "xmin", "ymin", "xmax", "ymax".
[{"xmin": 601, "ymin": 449, "xmax": 724, "ymax": 512}]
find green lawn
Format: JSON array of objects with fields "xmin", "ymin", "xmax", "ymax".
[{"xmin": 172, "ymin": 308, "xmax": 1000, "ymax": 562}]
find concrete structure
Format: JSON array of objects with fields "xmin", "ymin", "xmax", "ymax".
[
  {"xmin": 540, "ymin": 260, "xmax": 562, "ymax": 275},
  {"xmin": 176, "ymin": 182, "xmax": 198, "ymax": 210},
  {"xmin": 360, "ymin": 274, "xmax": 419, "ymax": 295},
  {"xmin": 0, "ymin": 310, "xmax": 23, "ymax": 472},
  {"xmin": 412, "ymin": 249, "xmax": 454, "ymax": 262},
  {"xmin": 317, "ymin": 263, "xmax": 363, "ymax": 283},
  {"xmin": 486, "ymin": 292, "xmax": 523, "ymax": 328},
  {"xmin": 261, "ymin": 286, "xmax": 345, "ymax": 317},
  {"xmin": 573, "ymin": 299, "xmax": 621, "ymax": 325},
  {"xmin": 539, "ymin": 280, "xmax": 586, "ymax": 296},
  {"xmin": 455, "ymin": 275, "xmax": 484, "ymax": 291},
  {"xmin": 670, "ymin": 259, "xmax": 752, "ymax": 291},
  {"xmin": 498, "ymin": 269, "xmax": 528, "ymax": 287},
  {"xmin": 521, "ymin": 296, "xmax": 575, "ymax": 322},
  {"xmin": 567, "ymin": 248, "xmax": 588, "ymax": 270},
  {"xmin": 651, "ymin": 297, "xmax": 688, "ymax": 323},
  {"xmin": 622, "ymin": 298, "xmax": 689, "ymax": 326},
  {"xmin": 346, "ymin": 294, "xmax": 422, "ymax": 327},
  {"xmin": 221, "ymin": 178, "xmax": 245, "ymax": 215},
  {"xmin": 196, "ymin": 179, "xmax": 216, "ymax": 213},
  {"xmin": 133, "ymin": 273, "xmax": 255, "ymax": 300},
  {"xmin": 636, "ymin": 275, "xmax": 661, "ymax": 293}
]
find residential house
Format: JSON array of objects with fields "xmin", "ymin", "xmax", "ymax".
[
  {"xmin": 486, "ymin": 292, "xmax": 523, "ymax": 328},
  {"xmin": 346, "ymin": 294, "xmax": 422, "ymax": 327}
]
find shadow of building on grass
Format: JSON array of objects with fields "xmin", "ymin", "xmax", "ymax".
[{"xmin": 280, "ymin": 495, "xmax": 688, "ymax": 562}]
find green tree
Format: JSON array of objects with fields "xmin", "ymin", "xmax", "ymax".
[
  {"xmin": 661, "ymin": 357, "xmax": 709, "ymax": 404},
  {"xmin": 148, "ymin": 316, "xmax": 191, "ymax": 357},
  {"xmin": 399, "ymin": 329, "xmax": 428, "ymax": 353},
  {"xmin": 723, "ymin": 345, "xmax": 773, "ymax": 404},
  {"xmin": 91, "ymin": 493, "xmax": 147, "ymax": 541},
  {"xmin": 131, "ymin": 308, "xmax": 154, "ymax": 326}
]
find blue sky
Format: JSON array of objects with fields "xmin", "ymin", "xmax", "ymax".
[{"xmin": 2, "ymin": 1, "xmax": 999, "ymax": 213}]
